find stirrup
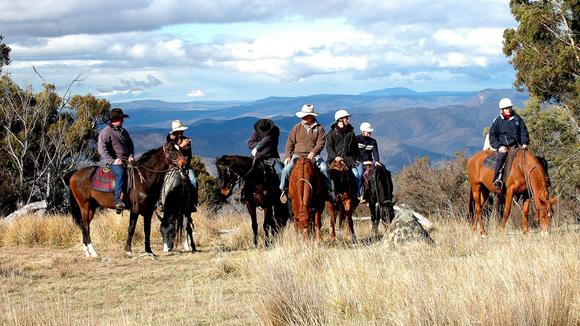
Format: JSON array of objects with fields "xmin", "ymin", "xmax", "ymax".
[{"xmin": 280, "ymin": 191, "xmax": 288, "ymax": 204}]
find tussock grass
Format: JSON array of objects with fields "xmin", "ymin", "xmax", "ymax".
[{"xmin": 0, "ymin": 205, "xmax": 578, "ymax": 325}]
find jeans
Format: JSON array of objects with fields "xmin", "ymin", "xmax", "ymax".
[
  {"xmin": 280, "ymin": 155, "xmax": 331, "ymax": 193},
  {"xmin": 187, "ymin": 169, "xmax": 198, "ymax": 188},
  {"xmin": 109, "ymin": 164, "xmax": 125, "ymax": 205},
  {"xmin": 354, "ymin": 162, "xmax": 363, "ymax": 197}
]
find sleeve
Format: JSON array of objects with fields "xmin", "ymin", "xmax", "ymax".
[
  {"xmin": 372, "ymin": 138, "xmax": 380, "ymax": 162},
  {"xmin": 284, "ymin": 125, "xmax": 297, "ymax": 160},
  {"xmin": 350, "ymin": 133, "xmax": 361, "ymax": 162},
  {"xmin": 489, "ymin": 118, "xmax": 501, "ymax": 149},
  {"xmin": 519, "ymin": 117, "xmax": 530, "ymax": 145},
  {"xmin": 247, "ymin": 131, "xmax": 260, "ymax": 149},
  {"xmin": 97, "ymin": 130, "xmax": 115, "ymax": 164},
  {"xmin": 325, "ymin": 130, "xmax": 336, "ymax": 162},
  {"xmin": 312, "ymin": 126, "xmax": 326, "ymax": 156},
  {"xmin": 127, "ymin": 132, "xmax": 135, "ymax": 157}
]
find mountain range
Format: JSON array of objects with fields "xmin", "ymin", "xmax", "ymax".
[{"xmin": 115, "ymin": 87, "xmax": 529, "ymax": 172}]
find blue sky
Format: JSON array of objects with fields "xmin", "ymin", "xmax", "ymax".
[{"xmin": 0, "ymin": 0, "xmax": 517, "ymax": 102}]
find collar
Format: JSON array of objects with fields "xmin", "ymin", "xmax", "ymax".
[{"xmin": 301, "ymin": 121, "xmax": 319, "ymax": 132}]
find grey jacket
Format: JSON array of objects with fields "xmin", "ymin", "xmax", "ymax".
[{"xmin": 97, "ymin": 125, "xmax": 134, "ymax": 164}]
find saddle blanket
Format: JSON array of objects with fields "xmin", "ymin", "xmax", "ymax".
[
  {"xmin": 92, "ymin": 166, "xmax": 115, "ymax": 193},
  {"xmin": 482, "ymin": 153, "xmax": 497, "ymax": 170}
]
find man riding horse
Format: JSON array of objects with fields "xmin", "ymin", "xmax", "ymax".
[
  {"xmin": 166, "ymin": 120, "xmax": 198, "ymax": 212},
  {"xmin": 279, "ymin": 104, "xmax": 333, "ymax": 204},
  {"xmin": 489, "ymin": 97, "xmax": 530, "ymax": 191},
  {"xmin": 245, "ymin": 118, "xmax": 284, "ymax": 203},
  {"xmin": 97, "ymin": 108, "xmax": 135, "ymax": 214},
  {"xmin": 326, "ymin": 109, "xmax": 362, "ymax": 200}
]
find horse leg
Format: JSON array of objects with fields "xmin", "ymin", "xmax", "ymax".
[
  {"xmin": 346, "ymin": 205, "xmax": 357, "ymax": 244},
  {"xmin": 314, "ymin": 208, "xmax": 322, "ymax": 244},
  {"xmin": 499, "ymin": 189, "xmax": 515, "ymax": 235},
  {"xmin": 263, "ymin": 206, "xmax": 272, "ymax": 248},
  {"xmin": 183, "ymin": 213, "xmax": 196, "ymax": 252},
  {"xmin": 247, "ymin": 202, "xmax": 259, "ymax": 248},
  {"xmin": 522, "ymin": 199, "xmax": 531, "ymax": 235},
  {"xmin": 471, "ymin": 187, "xmax": 487, "ymax": 236},
  {"xmin": 370, "ymin": 202, "xmax": 379, "ymax": 239},
  {"xmin": 125, "ymin": 212, "xmax": 139, "ymax": 254},
  {"xmin": 143, "ymin": 213, "xmax": 154, "ymax": 254},
  {"xmin": 82, "ymin": 204, "xmax": 98, "ymax": 257},
  {"xmin": 327, "ymin": 201, "xmax": 337, "ymax": 241}
]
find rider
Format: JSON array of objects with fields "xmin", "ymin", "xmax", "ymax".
[
  {"xmin": 166, "ymin": 120, "xmax": 198, "ymax": 211},
  {"xmin": 326, "ymin": 109, "xmax": 362, "ymax": 200},
  {"xmin": 245, "ymin": 118, "xmax": 284, "ymax": 202},
  {"xmin": 356, "ymin": 122, "xmax": 393, "ymax": 201},
  {"xmin": 279, "ymin": 104, "xmax": 332, "ymax": 204},
  {"xmin": 97, "ymin": 108, "xmax": 135, "ymax": 213},
  {"xmin": 489, "ymin": 98, "xmax": 530, "ymax": 190}
]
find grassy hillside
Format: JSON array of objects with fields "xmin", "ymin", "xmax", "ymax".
[{"xmin": 1, "ymin": 207, "xmax": 578, "ymax": 325}]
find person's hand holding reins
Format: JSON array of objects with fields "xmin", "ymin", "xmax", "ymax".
[
  {"xmin": 307, "ymin": 152, "xmax": 315, "ymax": 160},
  {"xmin": 499, "ymin": 146, "xmax": 508, "ymax": 153},
  {"xmin": 284, "ymin": 157, "xmax": 291, "ymax": 165}
]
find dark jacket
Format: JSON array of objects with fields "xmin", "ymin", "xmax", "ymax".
[
  {"xmin": 247, "ymin": 119, "xmax": 280, "ymax": 160},
  {"xmin": 326, "ymin": 123, "xmax": 361, "ymax": 169},
  {"xmin": 97, "ymin": 125, "xmax": 134, "ymax": 164},
  {"xmin": 489, "ymin": 113, "xmax": 529, "ymax": 149},
  {"xmin": 166, "ymin": 133, "xmax": 192, "ymax": 169},
  {"xmin": 356, "ymin": 134, "xmax": 380, "ymax": 162}
]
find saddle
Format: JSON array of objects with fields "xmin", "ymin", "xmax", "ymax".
[
  {"xmin": 482, "ymin": 147, "xmax": 519, "ymax": 185},
  {"xmin": 92, "ymin": 166, "xmax": 115, "ymax": 192}
]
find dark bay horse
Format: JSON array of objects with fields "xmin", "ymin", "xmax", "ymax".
[
  {"xmin": 159, "ymin": 168, "xmax": 196, "ymax": 253},
  {"xmin": 362, "ymin": 163, "xmax": 395, "ymax": 238},
  {"xmin": 327, "ymin": 160, "xmax": 358, "ymax": 242},
  {"xmin": 467, "ymin": 149, "xmax": 555, "ymax": 236},
  {"xmin": 68, "ymin": 142, "xmax": 186, "ymax": 257},
  {"xmin": 288, "ymin": 157, "xmax": 326, "ymax": 242},
  {"xmin": 216, "ymin": 155, "xmax": 289, "ymax": 247}
]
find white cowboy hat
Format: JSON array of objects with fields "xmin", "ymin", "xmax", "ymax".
[
  {"xmin": 171, "ymin": 120, "xmax": 188, "ymax": 133},
  {"xmin": 360, "ymin": 122, "xmax": 374, "ymax": 132},
  {"xmin": 296, "ymin": 104, "xmax": 319, "ymax": 118}
]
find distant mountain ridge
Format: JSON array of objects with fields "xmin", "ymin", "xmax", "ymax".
[{"xmin": 118, "ymin": 87, "xmax": 529, "ymax": 172}]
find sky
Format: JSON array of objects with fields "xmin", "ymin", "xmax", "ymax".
[{"xmin": 0, "ymin": 0, "xmax": 517, "ymax": 102}]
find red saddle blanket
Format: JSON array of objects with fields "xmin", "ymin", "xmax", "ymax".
[{"xmin": 93, "ymin": 166, "xmax": 115, "ymax": 193}]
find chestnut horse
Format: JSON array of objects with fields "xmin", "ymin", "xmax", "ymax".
[
  {"xmin": 288, "ymin": 157, "xmax": 326, "ymax": 242},
  {"xmin": 467, "ymin": 148, "xmax": 554, "ymax": 236},
  {"xmin": 327, "ymin": 160, "xmax": 359, "ymax": 242},
  {"xmin": 216, "ymin": 155, "xmax": 289, "ymax": 247},
  {"xmin": 68, "ymin": 142, "xmax": 186, "ymax": 257}
]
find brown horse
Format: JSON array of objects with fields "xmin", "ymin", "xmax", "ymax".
[
  {"xmin": 288, "ymin": 157, "xmax": 326, "ymax": 242},
  {"xmin": 327, "ymin": 160, "xmax": 359, "ymax": 242},
  {"xmin": 216, "ymin": 155, "xmax": 289, "ymax": 247},
  {"xmin": 467, "ymin": 148, "xmax": 555, "ymax": 236},
  {"xmin": 68, "ymin": 142, "xmax": 186, "ymax": 257}
]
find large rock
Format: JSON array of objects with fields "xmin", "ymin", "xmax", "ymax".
[
  {"xmin": 384, "ymin": 207, "xmax": 434, "ymax": 245},
  {"xmin": 3, "ymin": 200, "xmax": 47, "ymax": 223}
]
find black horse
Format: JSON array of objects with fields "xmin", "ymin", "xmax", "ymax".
[
  {"xmin": 216, "ymin": 155, "xmax": 289, "ymax": 247},
  {"xmin": 159, "ymin": 168, "xmax": 196, "ymax": 253},
  {"xmin": 362, "ymin": 164, "xmax": 395, "ymax": 237}
]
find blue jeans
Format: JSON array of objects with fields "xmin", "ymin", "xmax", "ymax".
[
  {"xmin": 187, "ymin": 169, "xmax": 198, "ymax": 188},
  {"xmin": 354, "ymin": 162, "xmax": 363, "ymax": 197},
  {"xmin": 109, "ymin": 164, "xmax": 125, "ymax": 205},
  {"xmin": 280, "ymin": 155, "xmax": 331, "ymax": 193}
]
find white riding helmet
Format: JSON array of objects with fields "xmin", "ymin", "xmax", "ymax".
[
  {"xmin": 360, "ymin": 122, "xmax": 374, "ymax": 132},
  {"xmin": 334, "ymin": 109, "xmax": 350, "ymax": 121},
  {"xmin": 499, "ymin": 98, "xmax": 513, "ymax": 109}
]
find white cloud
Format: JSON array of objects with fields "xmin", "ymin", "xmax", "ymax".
[
  {"xmin": 433, "ymin": 28, "xmax": 504, "ymax": 56},
  {"xmin": 187, "ymin": 89, "xmax": 205, "ymax": 97}
]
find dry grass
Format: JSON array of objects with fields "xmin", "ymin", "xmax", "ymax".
[{"xmin": 0, "ymin": 205, "xmax": 578, "ymax": 325}]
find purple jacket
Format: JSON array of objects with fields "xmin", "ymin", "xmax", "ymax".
[{"xmin": 97, "ymin": 125, "xmax": 134, "ymax": 164}]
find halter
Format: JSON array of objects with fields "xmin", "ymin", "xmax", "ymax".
[{"xmin": 519, "ymin": 149, "xmax": 550, "ymax": 216}]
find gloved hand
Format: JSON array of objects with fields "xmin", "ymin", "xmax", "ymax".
[
  {"xmin": 499, "ymin": 146, "xmax": 507, "ymax": 153},
  {"xmin": 251, "ymin": 147, "xmax": 258, "ymax": 157},
  {"xmin": 307, "ymin": 152, "xmax": 315, "ymax": 160},
  {"xmin": 522, "ymin": 144, "xmax": 528, "ymax": 149},
  {"xmin": 284, "ymin": 157, "xmax": 291, "ymax": 165}
]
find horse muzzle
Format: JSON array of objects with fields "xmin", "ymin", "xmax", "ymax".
[{"xmin": 220, "ymin": 187, "xmax": 232, "ymax": 197}]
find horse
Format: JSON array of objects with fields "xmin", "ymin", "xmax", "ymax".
[
  {"xmin": 159, "ymin": 168, "xmax": 196, "ymax": 253},
  {"xmin": 327, "ymin": 160, "xmax": 359, "ymax": 242},
  {"xmin": 287, "ymin": 157, "xmax": 326, "ymax": 242},
  {"xmin": 216, "ymin": 155, "xmax": 289, "ymax": 247},
  {"xmin": 362, "ymin": 163, "xmax": 395, "ymax": 238},
  {"xmin": 68, "ymin": 141, "xmax": 186, "ymax": 257},
  {"xmin": 467, "ymin": 148, "xmax": 555, "ymax": 236}
]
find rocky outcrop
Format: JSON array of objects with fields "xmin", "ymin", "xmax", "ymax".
[
  {"xmin": 3, "ymin": 200, "xmax": 47, "ymax": 223},
  {"xmin": 384, "ymin": 207, "xmax": 434, "ymax": 245}
]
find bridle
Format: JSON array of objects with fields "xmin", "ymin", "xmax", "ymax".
[{"xmin": 135, "ymin": 144, "xmax": 185, "ymax": 174}]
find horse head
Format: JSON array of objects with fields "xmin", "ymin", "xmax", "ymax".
[
  {"xmin": 216, "ymin": 155, "xmax": 241, "ymax": 197},
  {"xmin": 163, "ymin": 141, "xmax": 187, "ymax": 170}
]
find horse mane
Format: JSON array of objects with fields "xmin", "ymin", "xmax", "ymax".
[{"xmin": 138, "ymin": 147, "xmax": 161, "ymax": 165}]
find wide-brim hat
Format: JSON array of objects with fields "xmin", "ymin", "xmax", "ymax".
[
  {"xmin": 171, "ymin": 120, "xmax": 188, "ymax": 132},
  {"xmin": 109, "ymin": 108, "xmax": 129, "ymax": 120},
  {"xmin": 296, "ymin": 104, "xmax": 319, "ymax": 118}
]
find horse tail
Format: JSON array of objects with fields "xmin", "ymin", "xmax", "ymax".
[
  {"xmin": 468, "ymin": 189, "xmax": 474, "ymax": 222},
  {"xmin": 67, "ymin": 174, "xmax": 83, "ymax": 228}
]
